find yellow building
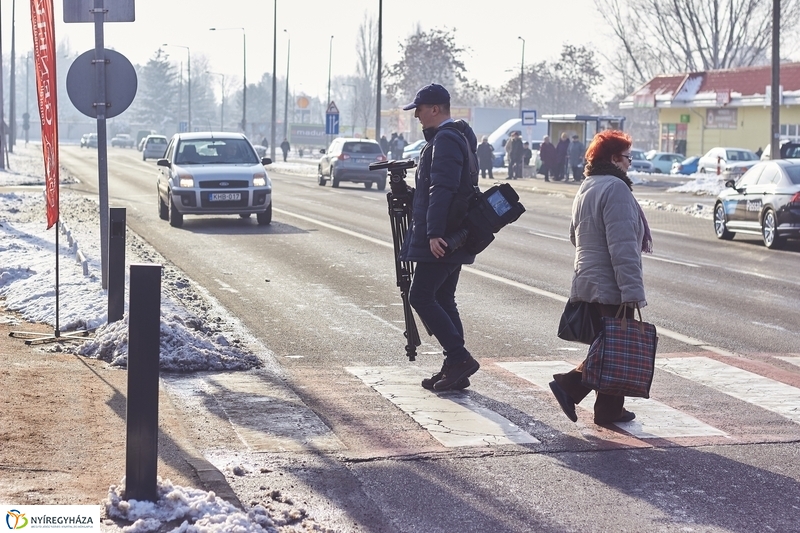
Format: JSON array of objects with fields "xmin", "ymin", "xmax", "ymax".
[{"xmin": 620, "ymin": 62, "xmax": 800, "ymax": 157}]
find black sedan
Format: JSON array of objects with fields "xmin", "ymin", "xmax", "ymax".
[{"xmin": 714, "ymin": 160, "xmax": 800, "ymax": 249}]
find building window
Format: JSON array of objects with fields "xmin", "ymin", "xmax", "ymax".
[
  {"xmin": 661, "ymin": 123, "xmax": 688, "ymax": 154},
  {"xmin": 780, "ymin": 124, "xmax": 800, "ymax": 141}
]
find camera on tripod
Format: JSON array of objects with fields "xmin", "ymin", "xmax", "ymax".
[{"xmin": 370, "ymin": 159, "xmax": 417, "ymax": 190}]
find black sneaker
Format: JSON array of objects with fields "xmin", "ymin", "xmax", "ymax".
[
  {"xmin": 433, "ymin": 356, "xmax": 480, "ymax": 391},
  {"xmin": 595, "ymin": 409, "xmax": 635, "ymax": 425},
  {"xmin": 421, "ymin": 367, "xmax": 470, "ymax": 390},
  {"xmin": 549, "ymin": 380, "xmax": 578, "ymax": 422}
]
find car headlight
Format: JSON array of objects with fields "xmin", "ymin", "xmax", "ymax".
[
  {"xmin": 253, "ymin": 172, "xmax": 267, "ymax": 187},
  {"xmin": 176, "ymin": 172, "xmax": 194, "ymax": 188}
]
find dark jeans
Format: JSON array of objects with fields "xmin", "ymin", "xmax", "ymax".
[
  {"xmin": 555, "ymin": 158, "xmax": 567, "ymax": 180},
  {"xmin": 571, "ymin": 165, "xmax": 584, "ymax": 181},
  {"xmin": 553, "ymin": 303, "xmax": 635, "ymax": 421},
  {"xmin": 409, "ymin": 261, "xmax": 470, "ymax": 363},
  {"xmin": 539, "ymin": 162, "xmax": 552, "ymax": 179},
  {"xmin": 480, "ymin": 165, "xmax": 494, "ymax": 179},
  {"xmin": 281, "ymin": 150, "xmax": 288, "ymax": 162}
]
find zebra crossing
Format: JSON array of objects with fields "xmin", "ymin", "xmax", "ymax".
[{"xmin": 347, "ymin": 353, "xmax": 800, "ymax": 448}]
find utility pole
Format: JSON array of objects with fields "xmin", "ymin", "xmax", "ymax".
[
  {"xmin": 770, "ymin": 0, "xmax": 780, "ymax": 160},
  {"xmin": 375, "ymin": 0, "xmax": 382, "ymax": 139},
  {"xmin": 10, "ymin": 0, "xmax": 17, "ymax": 151},
  {"xmin": 0, "ymin": 16, "xmax": 6, "ymax": 170}
]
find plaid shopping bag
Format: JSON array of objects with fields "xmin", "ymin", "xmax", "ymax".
[{"xmin": 582, "ymin": 305, "xmax": 658, "ymax": 398}]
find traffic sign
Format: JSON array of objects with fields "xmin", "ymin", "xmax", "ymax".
[
  {"xmin": 179, "ymin": 121, "xmax": 189, "ymax": 133},
  {"xmin": 521, "ymin": 109, "xmax": 537, "ymax": 126},
  {"xmin": 325, "ymin": 113, "xmax": 340, "ymax": 135},
  {"xmin": 326, "ymin": 101, "xmax": 340, "ymax": 114}
]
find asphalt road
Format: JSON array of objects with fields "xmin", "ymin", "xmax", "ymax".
[{"xmin": 59, "ymin": 146, "xmax": 800, "ymax": 532}]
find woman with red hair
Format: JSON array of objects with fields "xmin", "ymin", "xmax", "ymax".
[{"xmin": 549, "ymin": 130, "xmax": 653, "ymax": 425}]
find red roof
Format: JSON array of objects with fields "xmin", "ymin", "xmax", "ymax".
[{"xmin": 632, "ymin": 62, "xmax": 800, "ymax": 98}]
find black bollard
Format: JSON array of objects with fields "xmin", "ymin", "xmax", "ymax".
[
  {"xmin": 124, "ymin": 263, "xmax": 161, "ymax": 502},
  {"xmin": 108, "ymin": 207, "xmax": 126, "ymax": 323}
]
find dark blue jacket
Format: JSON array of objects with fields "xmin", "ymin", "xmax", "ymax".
[{"xmin": 400, "ymin": 119, "xmax": 478, "ymax": 264}]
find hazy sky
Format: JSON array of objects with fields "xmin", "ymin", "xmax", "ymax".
[{"xmin": 3, "ymin": 0, "xmax": 615, "ymax": 101}]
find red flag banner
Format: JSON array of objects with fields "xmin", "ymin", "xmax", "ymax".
[{"xmin": 30, "ymin": 0, "xmax": 59, "ymax": 229}]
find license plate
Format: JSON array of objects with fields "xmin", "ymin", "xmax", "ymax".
[{"xmin": 209, "ymin": 192, "xmax": 241, "ymax": 201}]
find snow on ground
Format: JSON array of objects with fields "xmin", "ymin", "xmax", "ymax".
[
  {"xmin": 1, "ymin": 145, "xmax": 330, "ymax": 532},
  {"xmin": 666, "ymin": 173, "xmax": 728, "ymax": 196}
]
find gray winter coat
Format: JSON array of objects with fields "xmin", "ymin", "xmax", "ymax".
[{"xmin": 568, "ymin": 175, "xmax": 647, "ymax": 306}]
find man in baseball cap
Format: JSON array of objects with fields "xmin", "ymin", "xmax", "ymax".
[{"xmin": 402, "ymin": 83, "xmax": 451, "ymax": 110}]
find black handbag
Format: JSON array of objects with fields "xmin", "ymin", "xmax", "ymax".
[{"xmin": 557, "ymin": 300, "xmax": 602, "ymax": 345}]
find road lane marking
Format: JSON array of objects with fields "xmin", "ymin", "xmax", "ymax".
[
  {"xmin": 643, "ymin": 255, "xmax": 699, "ymax": 268},
  {"xmin": 346, "ymin": 366, "xmax": 539, "ymax": 447},
  {"xmin": 527, "ymin": 231, "xmax": 570, "ymax": 242},
  {"xmin": 497, "ymin": 361, "xmax": 727, "ymax": 438},
  {"xmin": 650, "ymin": 228, "xmax": 688, "ymax": 236},
  {"xmin": 274, "ymin": 209, "xmax": 740, "ymax": 356},
  {"xmin": 657, "ymin": 357, "xmax": 800, "ymax": 424}
]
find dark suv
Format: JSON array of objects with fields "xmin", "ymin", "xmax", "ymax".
[{"xmin": 318, "ymin": 138, "xmax": 387, "ymax": 190}]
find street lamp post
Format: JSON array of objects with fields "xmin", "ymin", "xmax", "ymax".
[
  {"xmin": 326, "ymin": 35, "xmax": 334, "ymax": 148},
  {"xmin": 283, "ymin": 30, "xmax": 290, "ymax": 142},
  {"xmin": 518, "ymin": 36, "xmax": 525, "ymax": 118},
  {"xmin": 209, "ymin": 72, "xmax": 225, "ymax": 131},
  {"xmin": 163, "ymin": 43, "xmax": 191, "ymax": 132},
  {"xmin": 327, "ymin": 35, "xmax": 334, "ymax": 107},
  {"xmin": 210, "ymin": 27, "xmax": 246, "ymax": 134}
]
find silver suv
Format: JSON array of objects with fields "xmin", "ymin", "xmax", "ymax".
[
  {"xmin": 156, "ymin": 132, "xmax": 273, "ymax": 227},
  {"xmin": 318, "ymin": 137, "xmax": 388, "ymax": 189}
]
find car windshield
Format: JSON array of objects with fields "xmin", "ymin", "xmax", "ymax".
[
  {"xmin": 176, "ymin": 138, "xmax": 257, "ymax": 165},
  {"xmin": 148, "ymin": 137, "xmax": 167, "ymax": 145},
  {"xmin": 784, "ymin": 166, "xmax": 800, "ymax": 184},
  {"xmin": 343, "ymin": 142, "xmax": 382, "ymax": 154},
  {"xmin": 725, "ymin": 150, "xmax": 757, "ymax": 161},
  {"xmin": 631, "ymin": 150, "xmax": 646, "ymax": 160}
]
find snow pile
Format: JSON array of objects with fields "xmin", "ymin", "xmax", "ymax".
[
  {"xmin": 667, "ymin": 175, "xmax": 728, "ymax": 196},
  {"xmin": 638, "ymin": 198, "xmax": 713, "ymax": 220},
  {"xmin": 105, "ymin": 477, "xmax": 330, "ymax": 533}
]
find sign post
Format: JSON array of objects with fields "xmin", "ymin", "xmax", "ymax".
[{"xmin": 325, "ymin": 100, "xmax": 340, "ymax": 148}]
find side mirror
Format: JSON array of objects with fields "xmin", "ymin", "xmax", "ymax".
[
  {"xmin": 261, "ymin": 157, "xmax": 272, "ymax": 166},
  {"xmin": 724, "ymin": 179, "xmax": 736, "ymax": 189},
  {"xmin": 156, "ymin": 158, "xmax": 170, "ymax": 167},
  {"xmin": 319, "ymin": 149, "xmax": 326, "ymax": 154}
]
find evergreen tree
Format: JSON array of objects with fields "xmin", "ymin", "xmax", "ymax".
[{"xmin": 127, "ymin": 49, "xmax": 179, "ymax": 128}]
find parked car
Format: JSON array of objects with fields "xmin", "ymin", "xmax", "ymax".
[
  {"xmin": 402, "ymin": 139, "xmax": 426, "ymax": 164},
  {"xmin": 318, "ymin": 137, "xmax": 388, "ymax": 189},
  {"xmin": 670, "ymin": 156, "xmax": 701, "ymax": 175},
  {"xmin": 156, "ymin": 132, "xmax": 273, "ymax": 228},
  {"xmin": 80, "ymin": 133, "xmax": 97, "ymax": 149},
  {"xmin": 713, "ymin": 159, "xmax": 800, "ymax": 249},
  {"xmin": 111, "ymin": 133, "xmax": 135, "ymax": 148},
  {"xmin": 142, "ymin": 135, "xmax": 168, "ymax": 161},
  {"xmin": 647, "ymin": 152, "xmax": 685, "ymax": 173},
  {"xmin": 697, "ymin": 147, "xmax": 758, "ymax": 176},
  {"xmin": 760, "ymin": 140, "xmax": 800, "ymax": 160},
  {"xmin": 629, "ymin": 149, "xmax": 654, "ymax": 173}
]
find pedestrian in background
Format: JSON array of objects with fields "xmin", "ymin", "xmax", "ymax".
[
  {"xmin": 399, "ymin": 83, "xmax": 481, "ymax": 391},
  {"xmin": 280, "ymin": 138, "xmax": 291, "ymax": 162},
  {"xmin": 477, "ymin": 135, "xmax": 495, "ymax": 180},
  {"xmin": 539, "ymin": 135, "xmax": 556, "ymax": 182},
  {"xmin": 380, "ymin": 134, "xmax": 390, "ymax": 156},
  {"xmin": 549, "ymin": 129, "xmax": 653, "ymax": 425},
  {"xmin": 508, "ymin": 131, "xmax": 524, "ymax": 180},
  {"xmin": 555, "ymin": 132, "xmax": 570, "ymax": 181},
  {"xmin": 568, "ymin": 134, "xmax": 586, "ymax": 182}
]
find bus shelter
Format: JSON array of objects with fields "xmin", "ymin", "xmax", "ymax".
[{"xmin": 541, "ymin": 114, "xmax": 626, "ymax": 148}]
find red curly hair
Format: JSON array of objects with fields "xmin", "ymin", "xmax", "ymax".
[{"xmin": 584, "ymin": 130, "xmax": 632, "ymax": 165}]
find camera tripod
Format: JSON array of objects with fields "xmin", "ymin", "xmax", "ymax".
[{"xmin": 370, "ymin": 159, "xmax": 429, "ymax": 361}]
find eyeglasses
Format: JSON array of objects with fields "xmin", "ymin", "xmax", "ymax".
[{"xmin": 620, "ymin": 154, "xmax": 633, "ymax": 162}]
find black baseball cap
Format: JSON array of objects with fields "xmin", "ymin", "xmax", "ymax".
[{"xmin": 402, "ymin": 83, "xmax": 450, "ymax": 110}]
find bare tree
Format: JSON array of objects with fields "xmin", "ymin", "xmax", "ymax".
[
  {"xmin": 596, "ymin": 0, "xmax": 800, "ymax": 90},
  {"xmin": 354, "ymin": 13, "xmax": 378, "ymax": 133}
]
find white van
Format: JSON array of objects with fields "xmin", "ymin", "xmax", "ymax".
[{"xmin": 487, "ymin": 119, "xmax": 548, "ymax": 167}]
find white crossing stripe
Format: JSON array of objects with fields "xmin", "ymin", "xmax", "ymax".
[
  {"xmin": 346, "ymin": 366, "xmax": 539, "ymax": 447},
  {"xmin": 776, "ymin": 356, "xmax": 800, "ymax": 369},
  {"xmin": 497, "ymin": 361, "xmax": 727, "ymax": 438},
  {"xmin": 657, "ymin": 357, "xmax": 800, "ymax": 424}
]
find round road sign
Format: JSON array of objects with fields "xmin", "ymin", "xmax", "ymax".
[{"xmin": 67, "ymin": 48, "xmax": 138, "ymax": 119}]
